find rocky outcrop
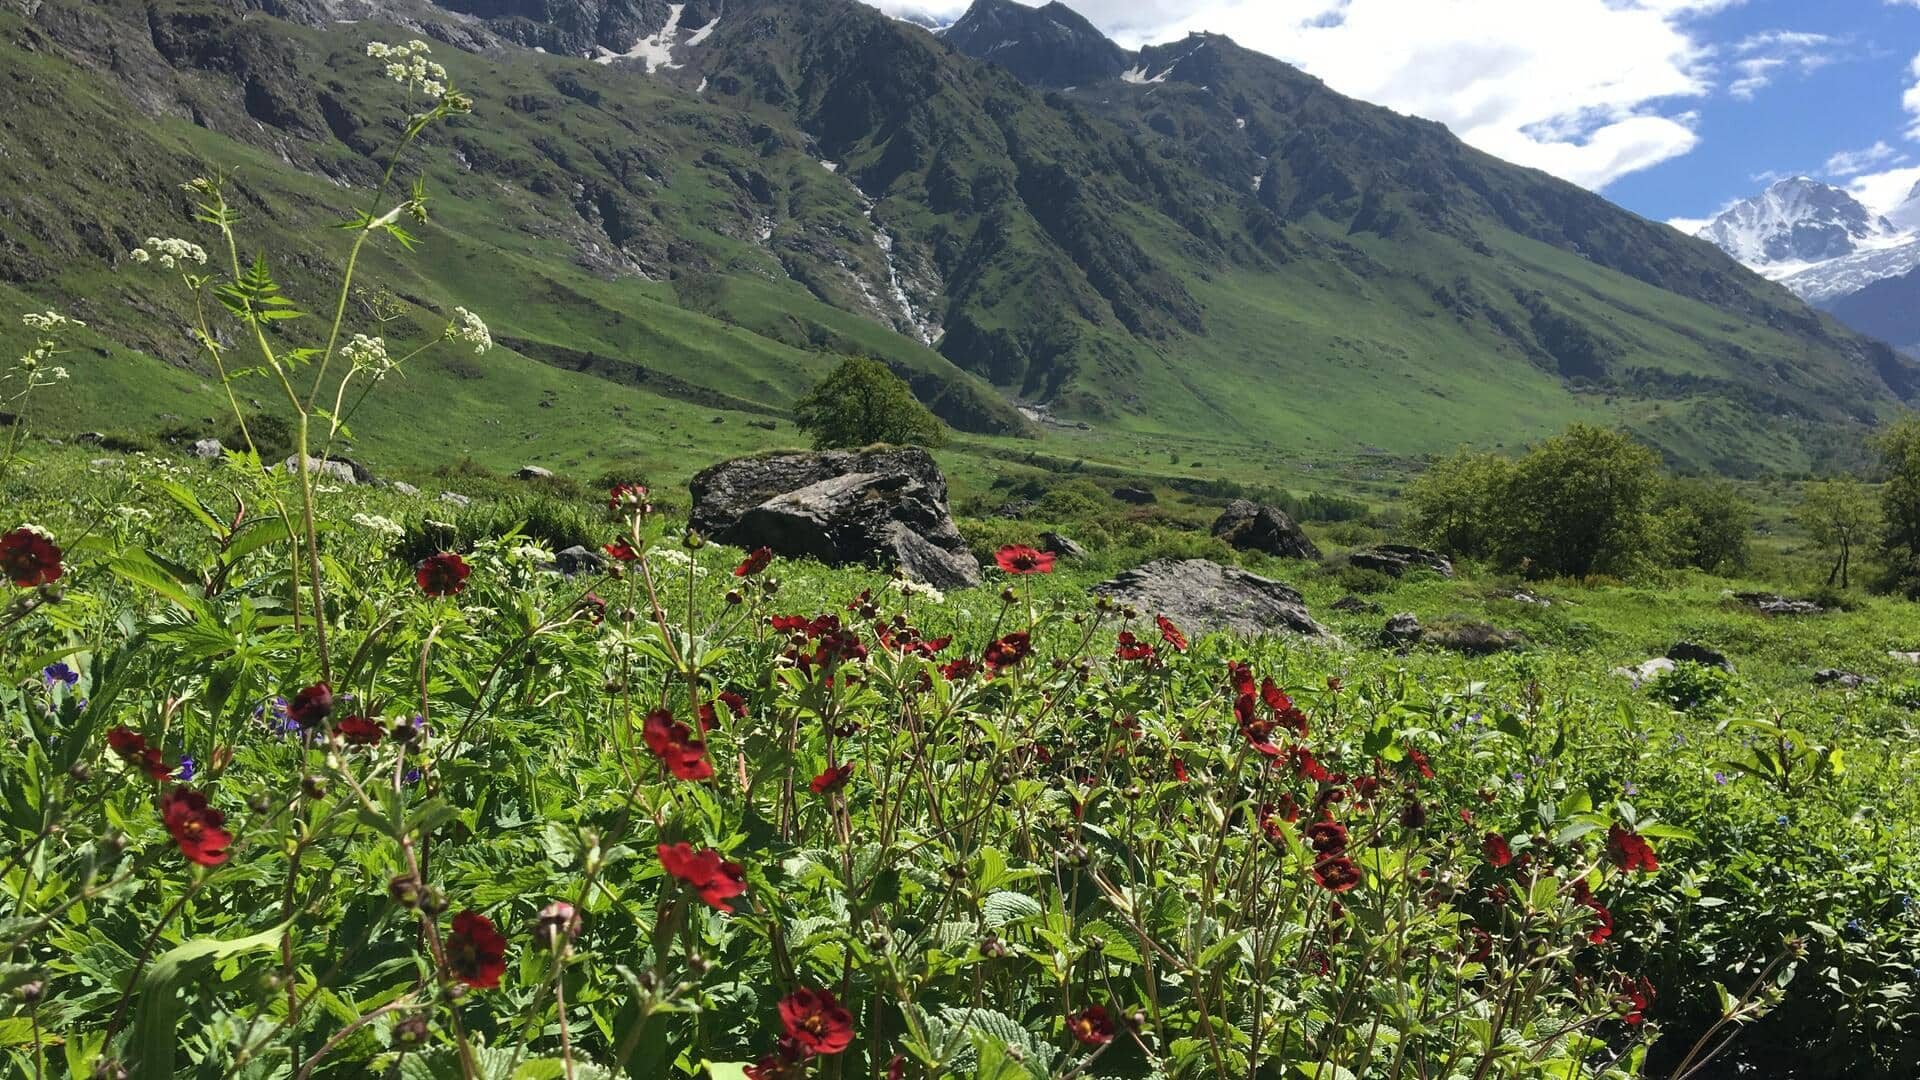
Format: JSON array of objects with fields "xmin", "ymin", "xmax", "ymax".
[
  {"xmin": 1040, "ymin": 532, "xmax": 1087, "ymax": 560},
  {"xmin": 1733, "ymin": 592, "xmax": 1823, "ymax": 616},
  {"xmin": 1349, "ymin": 545, "xmax": 1454, "ymax": 578},
  {"xmin": 1814, "ymin": 669, "xmax": 1873, "ymax": 689},
  {"xmin": 1383, "ymin": 612, "xmax": 1423, "ymax": 645},
  {"xmin": 515, "ymin": 466, "xmax": 555, "ymax": 480},
  {"xmin": 689, "ymin": 448, "xmax": 980, "ymax": 589},
  {"xmin": 1211, "ymin": 500, "xmax": 1320, "ymax": 560},
  {"xmin": 190, "ymin": 438, "xmax": 225, "ymax": 459},
  {"xmin": 1112, "ymin": 486, "xmax": 1157, "ymax": 505},
  {"xmin": 1668, "ymin": 641, "xmax": 1733, "ymax": 672},
  {"xmin": 1091, "ymin": 559, "xmax": 1324, "ymax": 638},
  {"xmin": 279, "ymin": 454, "xmax": 370, "ymax": 485}
]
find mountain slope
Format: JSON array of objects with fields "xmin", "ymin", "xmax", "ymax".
[
  {"xmin": 1827, "ymin": 267, "xmax": 1920, "ymax": 358},
  {"xmin": 0, "ymin": 0, "xmax": 1912, "ymax": 480}
]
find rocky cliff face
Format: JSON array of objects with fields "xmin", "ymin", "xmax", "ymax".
[{"xmin": 941, "ymin": 0, "xmax": 1129, "ymax": 87}]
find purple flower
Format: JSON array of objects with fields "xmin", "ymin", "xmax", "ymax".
[
  {"xmin": 42, "ymin": 663, "xmax": 78, "ymax": 689},
  {"xmin": 178, "ymin": 756, "xmax": 196, "ymax": 782},
  {"xmin": 1713, "ymin": 771, "xmax": 1727, "ymax": 785},
  {"xmin": 1622, "ymin": 781, "xmax": 1638, "ymax": 796},
  {"xmin": 404, "ymin": 767, "xmax": 423, "ymax": 785}
]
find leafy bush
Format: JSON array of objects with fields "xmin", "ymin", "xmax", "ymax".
[{"xmin": 793, "ymin": 356, "xmax": 946, "ymax": 450}]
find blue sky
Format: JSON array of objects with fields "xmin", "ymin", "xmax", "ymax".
[{"xmin": 874, "ymin": 0, "xmax": 1920, "ymax": 228}]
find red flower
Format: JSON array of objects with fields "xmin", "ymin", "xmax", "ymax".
[
  {"xmin": 1311, "ymin": 854, "xmax": 1362, "ymax": 893},
  {"xmin": 1, "ymin": 527, "xmax": 62, "ymax": 588},
  {"xmin": 744, "ymin": 1038, "xmax": 810, "ymax": 1080},
  {"xmin": 289, "ymin": 683, "xmax": 333, "ymax": 730},
  {"xmin": 641, "ymin": 710, "xmax": 714, "ymax": 781},
  {"xmin": 1289, "ymin": 746, "xmax": 1331, "ymax": 783},
  {"xmin": 1618, "ymin": 975, "xmax": 1654, "ymax": 1025},
  {"xmin": 446, "ymin": 910, "xmax": 508, "ymax": 989},
  {"xmin": 603, "ymin": 540, "xmax": 639, "ymax": 562},
  {"xmin": 416, "ymin": 552, "xmax": 471, "ymax": 597},
  {"xmin": 1170, "ymin": 756, "xmax": 1189, "ymax": 783},
  {"xmin": 778, "ymin": 988, "xmax": 855, "ymax": 1055},
  {"xmin": 1303, "ymin": 819, "xmax": 1350, "ymax": 855},
  {"xmin": 1464, "ymin": 926, "xmax": 1493, "ymax": 964},
  {"xmin": 735, "ymin": 547, "xmax": 774, "ymax": 577},
  {"xmin": 1571, "ymin": 879, "xmax": 1614, "ymax": 944},
  {"xmin": 994, "ymin": 545, "xmax": 1054, "ymax": 575},
  {"xmin": 1115, "ymin": 631, "xmax": 1156, "ymax": 662},
  {"xmin": 1482, "ymin": 832, "xmax": 1514, "ymax": 868},
  {"xmin": 1606, "ymin": 825, "xmax": 1659, "ymax": 873},
  {"xmin": 608, "ymin": 483, "xmax": 650, "ymax": 513},
  {"xmin": 160, "ymin": 786, "xmax": 231, "ymax": 866},
  {"xmin": 809, "ymin": 762, "xmax": 855, "ymax": 796},
  {"xmin": 578, "ymin": 593, "xmax": 608, "ymax": 624},
  {"xmin": 335, "ymin": 715, "xmax": 383, "ymax": 746},
  {"xmin": 1155, "ymin": 614, "xmax": 1188, "ymax": 652},
  {"xmin": 718, "ymin": 690, "xmax": 748, "ymax": 718},
  {"xmin": 1406, "ymin": 747, "xmax": 1434, "ymax": 779},
  {"xmin": 107, "ymin": 726, "xmax": 171, "ymax": 781},
  {"xmin": 657, "ymin": 842, "xmax": 748, "ymax": 913},
  {"xmin": 940, "ymin": 657, "xmax": 978, "ymax": 681},
  {"xmin": 1066, "ymin": 1004, "xmax": 1115, "ymax": 1046},
  {"xmin": 983, "ymin": 631, "xmax": 1032, "ymax": 674}
]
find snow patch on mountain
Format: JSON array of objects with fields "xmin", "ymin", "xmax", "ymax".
[
  {"xmin": 592, "ymin": 3, "xmax": 686, "ymax": 70},
  {"xmin": 1781, "ymin": 238, "xmax": 1920, "ymax": 306},
  {"xmin": 1696, "ymin": 177, "xmax": 1896, "ymax": 275}
]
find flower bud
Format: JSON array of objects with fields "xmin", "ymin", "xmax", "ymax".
[
  {"xmin": 418, "ymin": 885, "xmax": 449, "ymax": 916},
  {"xmin": 536, "ymin": 901, "xmax": 581, "ymax": 950},
  {"xmin": 17, "ymin": 981, "xmax": 44, "ymax": 1005},
  {"xmin": 68, "ymin": 762, "xmax": 91, "ymax": 783},
  {"xmin": 392, "ymin": 1015, "xmax": 429, "ymax": 1049},
  {"xmin": 1000, "ymin": 587, "xmax": 1017, "ymax": 604},
  {"xmin": 389, "ymin": 875, "xmax": 421, "ymax": 908},
  {"xmin": 301, "ymin": 775, "xmax": 328, "ymax": 799},
  {"xmin": 681, "ymin": 530, "xmax": 705, "ymax": 551}
]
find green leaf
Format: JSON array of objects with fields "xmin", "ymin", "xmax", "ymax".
[
  {"xmin": 981, "ymin": 891, "xmax": 1043, "ymax": 928},
  {"xmin": 130, "ymin": 921, "xmax": 290, "ymax": 1080}
]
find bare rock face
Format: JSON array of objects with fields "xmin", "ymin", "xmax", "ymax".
[
  {"xmin": 1211, "ymin": 499, "xmax": 1320, "ymax": 560},
  {"xmin": 280, "ymin": 454, "xmax": 370, "ymax": 485},
  {"xmin": 1091, "ymin": 559, "xmax": 1324, "ymax": 639},
  {"xmin": 689, "ymin": 448, "xmax": 980, "ymax": 590},
  {"xmin": 1348, "ymin": 544, "xmax": 1454, "ymax": 578}
]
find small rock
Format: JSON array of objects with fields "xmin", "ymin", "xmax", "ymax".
[
  {"xmin": 547, "ymin": 545, "xmax": 607, "ymax": 577},
  {"xmin": 1614, "ymin": 658, "xmax": 1677, "ymax": 683},
  {"xmin": 1211, "ymin": 499, "xmax": 1320, "ymax": 560},
  {"xmin": 392, "ymin": 481, "xmax": 421, "ymax": 497},
  {"xmin": 280, "ymin": 454, "xmax": 367, "ymax": 486},
  {"xmin": 1507, "ymin": 591, "xmax": 1550, "ymax": 607},
  {"xmin": 1427, "ymin": 621, "xmax": 1524, "ymax": 655},
  {"xmin": 1330, "ymin": 595, "xmax": 1383, "ymax": 615},
  {"xmin": 1733, "ymin": 591, "xmax": 1823, "ymax": 617},
  {"xmin": 190, "ymin": 438, "xmax": 225, "ymax": 459},
  {"xmin": 1383, "ymin": 612, "xmax": 1423, "ymax": 644},
  {"xmin": 1890, "ymin": 651, "xmax": 1920, "ymax": 665},
  {"xmin": 440, "ymin": 492, "xmax": 472, "ymax": 508},
  {"xmin": 1814, "ymin": 669, "xmax": 1873, "ymax": 689},
  {"xmin": 993, "ymin": 499, "xmax": 1036, "ymax": 520},
  {"xmin": 1668, "ymin": 641, "xmax": 1733, "ymax": 672},
  {"xmin": 1348, "ymin": 545, "xmax": 1455, "ymax": 579},
  {"xmin": 76, "ymin": 432, "xmax": 105, "ymax": 444},
  {"xmin": 1040, "ymin": 531, "xmax": 1087, "ymax": 560},
  {"xmin": 514, "ymin": 466, "xmax": 555, "ymax": 480},
  {"xmin": 1112, "ymin": 486, "xmax": 1156, "ymax": 505}
]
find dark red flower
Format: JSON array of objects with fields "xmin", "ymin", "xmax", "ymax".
[
  {"xmin": 107, "ymin": 726, "xmax": 171, "ymax": 781},
  {"xmin": 160, "ymin": 786, "xmax": 231, "ymax": 866},
  {"xmin": 1066, "ymin": 1004, "xmax": 1115, "ymax": 1046},
  {"xmin": 993, "ymin": 545, "xmax": 1054, "ymax": 575},
  {"xmin": 1115, "ymin": 631, "xmax": 1156, "ymax": 662},
  {"xmin": 744, "ymin": 1037, "xmax": 811, "ymax": 1080},
  {"xmin": 1290, "ymin": 746, "xmax": 1331, "ymax": 782},
  {"xmin": 446, "ymin": 910, "xmax": 508, "ymax": 989},
  {"xmin": 1606, "ymin": 825, "xmax": 1659, "ymax": 873},
  {"xmin": 657, "ymin": 842, "xmax": 748, "ymax": 913},
  {"xmin": 578, "ymin": 593, "xmax": 607, "ymax": 625},
  {"xmin": 416, "ymin": 552, "xmax": 471, "ymax": 597},
  {"xmin": 1464, "ymin": 926, "xmax": 1493, "ymax": 964},
  {"xmin": 1571, "ymin": 879, "xmax": 1614, "ymax": 944},
  {"xmin": 809, "ymin": 762, "xmax": 855, "ymax": 796},
  {"xmin": 603, "ymin": 540, "xmax": 640, "ymax": 562},
  {"xmin": 940, "ymin": 657, "xmax": 978, "ymax": 681},
  {"xmin": 1482, "ymin": 831, "xmax": 1514, "ymax": 868},
  {"xmin": 1303, "ymin": 819, "xmax": 1350, "ymax": 855},
  {"xmin": 1170, "ymin": 756, "xmax": 1189, "ymax": 783},
  {"xmin": 735, "ymin": 547, "xmax": 773, "ymax": 578},
  {"xmin": 641, "ymin": 709, "xmax": 714, "ymax": 781},
  {"xmin": 289, "ymin": 683, "xmax": 333, "ymax": 730},
  {"xmin": 1, "ymin": 527, "xmax": 62, "ymax": 588},
  {"xmin": 1311, "ymin": 854, "xmax": 1362, "ymax": 893},
  {"xmin": 1156, "ymin": 615, "xmax": 1188, "ymax": 652},
  {"xmin": 1618, "ymin": 975, "xmax": 1654, "ymax": 1025},
  {"xmin": 1406, "ymin": 747, "xmax": 1434, "ymax": 779},
  {"xmin": 608, "ymin": 483, "xmax": 650, "ymax": 513},
  {"xmin": 778, "ymin": 988, "xmax": 855, "ymax": 1055},
  {"xmin": 718, "ymin": 690, "xmax": 748, "ymax": 718},
  {"xmin": 335, "ymin": 715, "xmax": 383, "ymax": 746},
  {"xmin": 983, "ymin": 631, "xmax": 1032, "ymax": 674}
]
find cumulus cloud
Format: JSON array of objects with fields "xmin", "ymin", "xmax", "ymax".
[
  {"xmin": 1825, "ymin": 141, "xmax": 1904, "ymax": 178},
  {"xmin": 1907, "ymin": 51, "xmax": 1920, "ymax": 139},
  {"xmin": 865, "ymin": 0, "xmax": 1726, "ymax": 191}
]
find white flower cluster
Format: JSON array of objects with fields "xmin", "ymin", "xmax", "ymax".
[
  {"xmin": 893, "ymin": 577, "xmax": 945, "ymax": 604},
  {"xmin": 128, "ymin": 237, "xmax": 209, "ymax": 270},
  {"xmin": 15, "ymin": 523, "xmax": 54, "ymax": 540},
  {"xmin": 445, "ymin": 307, "xmax": 492, "ymax": 355},
  {"xmin": 350, "ymin": 513, "xmax": 405, "ymax": 539},
  {"xmin": 366, "ymin": 40, "xmax": 448, "ymax": 98},
  {"xmin": 21, "ymin": 311, "xmax": 83, "ymax": 333},
  {"xmin": 342, "ymin": 334, "xmax": 394, "ymax": 377},
  {"xmin": 114, "ymin": 506, "xmax": 154, "ymax": 523},
  {"xmin": 13, "ymin": 313, "xmax": 79, "ymax": 382},
  {"xmin": 647, "ymin": 547, "xmax": 707, "ymax": 577}
]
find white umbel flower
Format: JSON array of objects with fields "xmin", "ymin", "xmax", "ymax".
[
  {"xmin": 129, "ymin": 237, "xmax": 208, "ymax": 271},
  {"xmin": 446, "ymin": 307, "xmax": 492, "ymax": 354},
  {"xmin": 342, "ymin": 334, "xmax": 394, "ymax": 377}
]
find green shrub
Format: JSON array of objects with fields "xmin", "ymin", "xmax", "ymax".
[{"xmin": 792, "ymin": 356, "xmax": 945, "ymax": 450}]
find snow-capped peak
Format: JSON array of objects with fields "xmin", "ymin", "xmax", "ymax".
[
  {"xmin": 1887, "ymin": 181, "xmax": 1920, "ymax": 234},
  {"xmin": 1696, "ymin": 176, "xmax": 1898, "ymax": 276}
]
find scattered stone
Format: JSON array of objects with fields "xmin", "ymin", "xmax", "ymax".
[
  {"xmin": 514, "ymin": 465, "xmax": 555, "ymax": 480},
  {"xmin": 440, "ymin": 492, "xmax": 472, "ymax": 508},
  {"xmin": 690, "ymin": 447, "xmax": 980, "ymax": 590},
  {"xmin": 1668, "ymin": 641, "xmax": 1733, "ymax": 672},
  {"xmin": 1614, "ymin": 657, "xmax": 1677, "ymax": 683},
  {"xmin": 1890, "ymin": 651, "xmax": 1920, "ymax": 666},
  {"xmin": 1383, "ymin": 612, "xmax": 1423, "ymax": 644},
  {"xmin": 547, "ymin": 545, "xmax": 607, "ymax": 577},
  {"xmin": 1348, "ymin": 544, "xmax": 1455, "ymax": 579},
  {"xmin": 1330, "ymin": 595, "xmax": 1383, "ymax": 615},
  {"xmin": 1091, "ymin": 558, "xmax": 1325, "ymax": 639},
  {"xmin": 1112, "ymin": 486, "xmax": 1156, "ymax": 505},
  {"xmin": 1733, "ymin": 591, "xmax": 1823, "ymax": 617},
  {"xmin": 1427, "ymin": 621, "xmax": 1524, "ymax": 655},
  {"xmin": 1040, "ymin": 531, "xmax": 1087, "ymax": 560},
  {"xmin": 279, "ymin": 454, "xmax": 368, "ymax": 486},
  {"xmin": 994, "ymin": 499, "xmax": 1036, "ymax": 520},
  {"xmin": 1814, "ymin": 669, "xmax": 1874, "ymax": 689},
  {"xmin": 189, "ymin": 438, "xmax": 225, "ymax": 460},
  {"xmin": 391, "ymin": 481, "xmax": 421, "ymax": 497},
  {"xmin": 1507, "ymin": 591, "xmax": 1551, "ymax": 607},
  {"xmin": 1211, "ymin": 499, "xmax": 1321, "ymax": 560},
  {"xmin": 76, "ymin": 432, "xmax": 105, "ymax": 444}
]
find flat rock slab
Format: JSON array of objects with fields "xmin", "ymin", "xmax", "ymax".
[
  {"xmin": 1348, "ymin": 544, "xmax": 1455, "ymax": 579},
  {"xmin": 1092, "ymin": 558, "xmax": 1325, "ymax": 639}
]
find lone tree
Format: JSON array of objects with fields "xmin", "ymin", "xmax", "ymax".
[
  {"xmin": 1801, "ymin": 478, "xmax": 1877, "ymax": 589},
  {"xmin": 1873, "ymin": 414, "xmax": 1920, "ymax": 589},
  {"xmin": 792, "ymin": 357, "xmax": 946, "ymax": 450}
]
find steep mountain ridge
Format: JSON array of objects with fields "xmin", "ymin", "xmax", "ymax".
[
  {"xmin": 1696, "ymin": 176, "xmax": 1897, "ymax": 274},
  {"xmin": 940, "ymin": 0, "xmax": 1127, "ymax": 87}
]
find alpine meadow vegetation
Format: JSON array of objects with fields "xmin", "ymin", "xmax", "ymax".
[{"xmin": 3, "ymin": 35, "xmax": 1920, "ymax": 1080}]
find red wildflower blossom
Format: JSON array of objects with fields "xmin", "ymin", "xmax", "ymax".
[
  {"xmin": 1464, "ymin": 926, "xmax": 1493, "ymax": 964},
  {"xmin": 1406, "ymin": 747, "xmax": 1434, "ymax": 779},
  {"xmin": 1618, "ymin": 976, "xmax": 1654, "ymax": 1025},
  {"xmin": 1290, "ymin": 746, "xmax": 1331, "ymax": 783},
  {"xmin": 744, "ymin": 1038, "xmax": 811, "ymax": 1080},
  {"xmin": 608, "ymin": 483, "xmax": 650, "ymax": 513},
  {"xmin": 416, "ymin": 552, "xmax": 471, "ymax": 597},
  {"xmin": 107, "ymin": 726, "xmax": 171, "ymax": 781},
  {"xmin": 657, "ymin": 842, "xmax": 748, "ymax": 913},
  {"xmin": 1156, "ymin": 614, "xmax": 1188, "ymax": 652},
  {"xmin": 719, "ymin": 690, "xmax": 748, "ymax": 718},
  {"xmin": 1303, "ymin": 819, "xmax": 1350, "ymax": 855},
  {"xmin": 1065, "ymin": 1004, "xmax": 1115, "ymax": 1046},
  {"xmin": 1, "ymin": 527, "xmax": 62, "ymax": 588},
  {"xmin": 940, "ymin": 657, "xmax": 978, "ymax": 681},
  {"xmin": 641, "ymin": 709, "xmax": 715, "ymax": 781},
  {"xmin": 578, "ymin": 593, "xmax": 607, "ymax": 624},
  {"xmin": 335, "ymin": 715, "xmax": 384, "ymax": 746},
  {"xmin": 1571, "ymin": 879, "xmax": 1614, "ymax": 944},
  {"xmin": 993, "ymin": 545, "xmax": 1054, "ymax": 575},
  {"xmin": 1312, "ymin": 854, "xmax": 1363, "ymax": 892},
  {"xmin": 778, "ymin": 988, "xmax": 855, "ymax": 1055},
  {"xmin": 603, "ymin": 540, "xmax": 640, "ymax": 562},
  {"xmin": 983, "ymin": 631, "xmax": 1032, "ymax": 673},
  {"xmin": 160, "ymin": 786, "xmax": 231, "ymax": 866},
  {"xmin": 289, "ymin": 683, "xmax": 334, "ymax": 730},
  {"xmin": 1482, "ymin": 831, "xmax": 1514, "ymax": 868},
  {"xmin": 1606, "ymin": 825, "xmax": 1659, "ymax": 873},
  {"xmin": 1115, "ymin": 631, "xmax": 1156, "ymax": 662},
  {"xmin": 446, "ymin": 910, "xmax": 508, "ymax": 989},
  {"xmin": 809, "ymin": 762, "xmax": 855, "ymax": 796},
  {"xmin": 1170, "ymin": 756, "xmax": 1189, "ymax": 783},
  {"xmin": 735, "ymin": 547, "xmax": 773, "ymax": 577}
]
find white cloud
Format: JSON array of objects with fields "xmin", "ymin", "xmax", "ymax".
[
  {"xmin": 1667, "ymin": 216, "xmax": 1715, "ymax": 234},
  {"xmin": 1848, "ymin": 164, "xmax": 1920, "ymax": 214},
  {"xmin": 1825, "ymin": 140, "xmax": 1904, "ymax": 178},
  {"xmin": 867, "ymin": 0, "xmax": 1726, "ymax": 190},
  {"xmin": 1907, "ymin": 51, "xmax": 1920, "ymax": 139}
]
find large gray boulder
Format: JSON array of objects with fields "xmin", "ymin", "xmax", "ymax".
[
  {"xmin": 1349, "ymin": 544, "xmax": 1455, "ymax": 579},
  {"xmin": 1211, "ymin": 499, "xmax": 1320, "ymax": 560},
  {"xmin": 1091, "ymin": 559, "xmax": 1325, "ymax": 639},
  {"xmin": 280, "ymin": 454, "xmax": 369, "ymax": 486},
  {"xmin": 190, "ymin": 438, "xmax": 225, "ymax": 460},
  {"xmin": 689, "ymin": 448, "xmax": 980, "ymax": 590}
]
